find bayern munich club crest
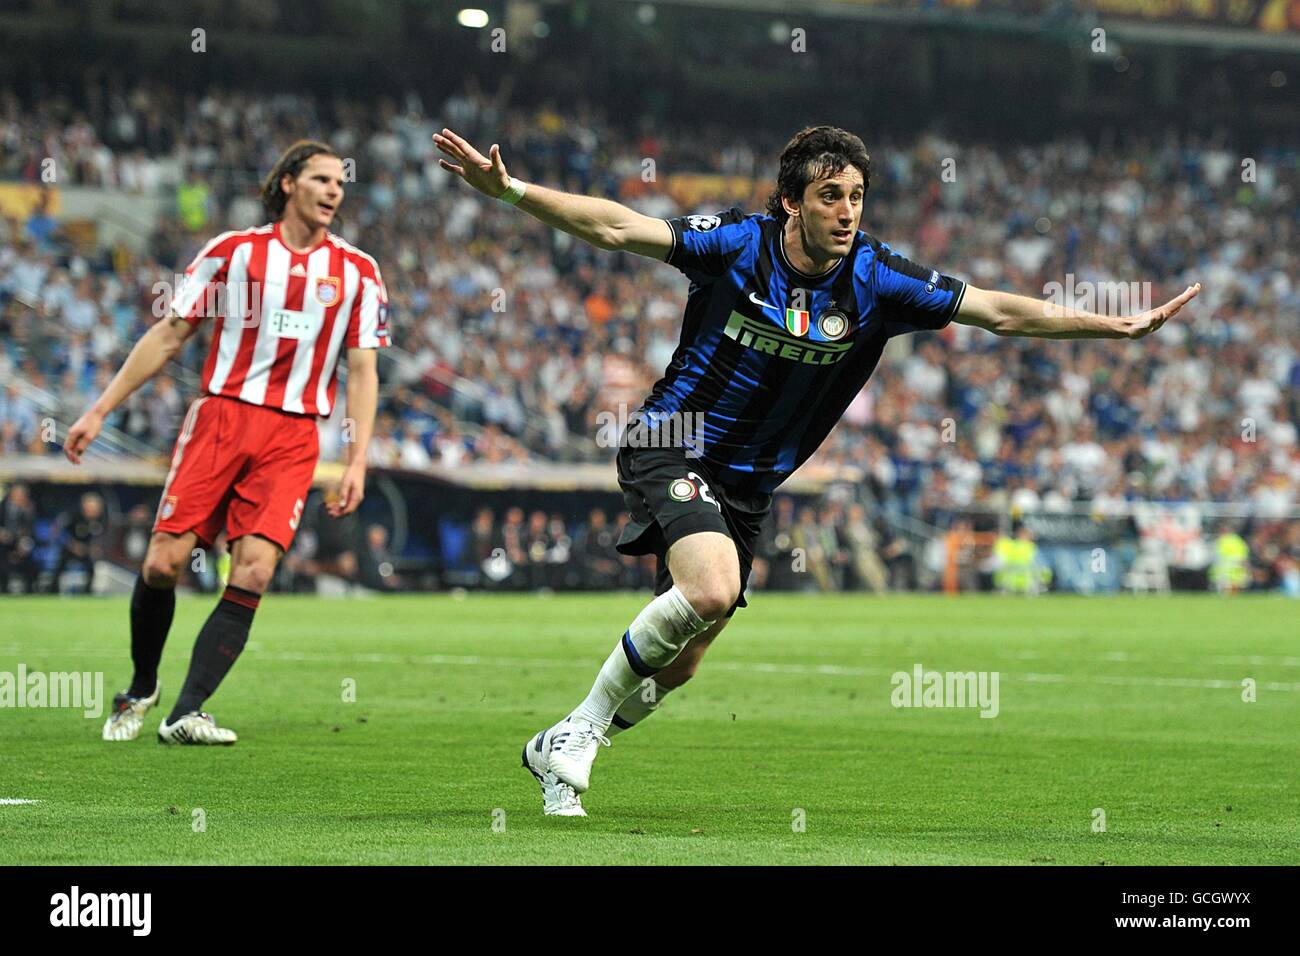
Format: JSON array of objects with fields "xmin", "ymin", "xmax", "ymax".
[
  {"xmin": 817, "ymin": 306, "xmax": 850, "ymax": 341},
  {"xmin": 314, "ymin": 276, "xmax": 341, "ymax": 306},
  {"xmin": 668, "ymin": 477, "xmax": 698, "ymax": 502}
]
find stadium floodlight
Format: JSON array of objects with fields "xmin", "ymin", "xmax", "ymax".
[{"xmin": 457, "ymin": 8, "xmax": 489, "ymax": 28}]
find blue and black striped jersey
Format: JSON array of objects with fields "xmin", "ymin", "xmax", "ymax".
[{"xmin": 638, "ymin": 207, "xmax": 966, "ymax": 494}]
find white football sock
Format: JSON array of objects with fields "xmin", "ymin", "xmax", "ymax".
[
  {"xmin": 571, "ymin": 586, "xmax": 710, "ymax": 732},
  {"xmin": 607, "ymin": 677, "xmax": 675, "ymax": 736}
]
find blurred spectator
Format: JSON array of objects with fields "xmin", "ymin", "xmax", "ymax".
[
  {"xmin": 991, "ymin": 523, "xmax": 1052, "ymax": 595},
  {"xmin": 576, "ymin": 508, "xmax": 620, "ymax": 589},
  {"xmin": 1210, "ymin": 520, "xmax": 1251, "ymax": 594},
  {"xmin": 53, "ymin": 492, "xmax": 106, "ymax": 593},
  {"xmin": 359, "ymin": 523, "xmax": 402, "ymax": 591},
  {"xmin": 0, "ymin": 482, "xmax": 39, "ymax": 594},
  {"xmin": 843, "ymin": 503, "xmax": 890, "ymax": 593}
]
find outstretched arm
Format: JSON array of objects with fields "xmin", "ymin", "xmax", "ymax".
[
  {"xmin": 954, "ymin": 283, "xmax": 1200, "ymax": 339},
  {"xmin": 64, "ymin": 314, "xmax": 197, "ymax": 464},
  {"xmin": 434, "ymin": 128, "xmax": 673, "ymax": 260}
]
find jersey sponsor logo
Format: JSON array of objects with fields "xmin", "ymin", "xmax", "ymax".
[
  {"xmin": 268, "ymin": 308, "xmax": 322, "ymax": 341},
  {"xmin": 314, "ymin": 276, "xmax": 340, "ymax": 306},
  {"xmin": 817, "ymin": 306, "xmax": 850, "ymax": 341},
  {"xmin": 685, "ymin": 214, "xmax": 721, "ymax": 232},
  {"xmin": 724, "ymin": 311, "xmax": 855, "ymax": 365},
  {"xmin": 668, "ymin": 478, "xmax": 698, "ymax": 502},
  {"xmin": 785, "ymin": 307, "xmax": 810, "ymax": 337}
]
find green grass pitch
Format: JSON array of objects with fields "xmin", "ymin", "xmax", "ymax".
[{"xmin": 1, "ymin": 593, "xmax": 1296, "ymax": 865}]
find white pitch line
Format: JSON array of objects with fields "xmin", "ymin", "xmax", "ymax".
[
  {"xmin": 197, "ymin": 650, "xmax": 1300, "ymax": 693},
  {"xmin": 3, "ymin": 647, "xmax": 1299, "ymax": 693},
  {"xmin": 8, "ymin": 642, "xmax": 1300, "ymax": 668},
  {"xmin": 0, "ymin": 799, "xmax": 40, "ymax": 805}
]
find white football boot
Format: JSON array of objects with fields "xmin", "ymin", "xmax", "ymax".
[
  {"xmin": 521, "ymin": 729, "xmax": 586, "ymax": 817},
  {"xmin": 157, "ymin": 711, "xmax": 238, "ymax": 745},
  {"xmin": 543, "ymin": 717, "xmax": 610, "ymax": 794},
  {"xmin": 102, "ymin": 683, "xmax": 161, "ymax": 742}
]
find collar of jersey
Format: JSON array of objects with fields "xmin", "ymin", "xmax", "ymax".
[
  {"xmin": 777, "ymin": 229, "xmax": 848, "ymax": 283},
  {"xmin": 274, "ymin": 221, "xmax": 331, "ymax": 257}
]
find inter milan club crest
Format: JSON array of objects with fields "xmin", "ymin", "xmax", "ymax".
[
  {"xmin": 785, "ymin": 307, "xmax": 810, "ymax": 337},
  {"xmin": 817, "ymin": 305, "xmax": 850, "ymax": 341},
  {"xmin": 314, "ymin": 276, "xmax": 341, "ymax": 306},
  {"xmin": 668, "ymin": 477, "xmax": 697, "ymax": 501}
]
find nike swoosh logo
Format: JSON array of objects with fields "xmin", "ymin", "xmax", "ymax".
[{"xmin": 748, "ymin": 292, "xmax": 781, "ymax": 314}]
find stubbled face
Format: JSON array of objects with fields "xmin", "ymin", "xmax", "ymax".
[
  {"xmin": 283, "ymin": 154, "xmax": 345, "ymax": 230},
  {"xmin": 785, "ymin": 165, "xmax": 865, "ymax": 262}
]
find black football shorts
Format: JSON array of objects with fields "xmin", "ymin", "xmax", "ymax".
[{"xmin": 614, "ymin": 444, "xmax": 772, "ymax": 616}]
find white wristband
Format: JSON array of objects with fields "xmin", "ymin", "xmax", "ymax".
[{"xmin": 498, "ymin": 177, "xmax": 527, "ymax": 205}]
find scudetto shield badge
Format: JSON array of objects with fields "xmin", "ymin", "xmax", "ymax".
[{"xmin": 785, "ymin": 308, "xmax": 810, "ymax": 337}]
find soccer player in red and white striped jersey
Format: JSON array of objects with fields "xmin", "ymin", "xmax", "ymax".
[{"xmin": 65, "ymin": 140, "xmax": 389, "ymax": 745}]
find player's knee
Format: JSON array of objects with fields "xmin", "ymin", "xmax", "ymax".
[
  {"xmin": 141, "ymin": 555, "xmax": 179, "ymax": 589},
  {"xmin": 230, "ymin": 561, "xmax": 275, "ymax": 595},
  {"xmin": 141, "ymin": 541, "xmax": 185, "ymax": 588},
  {"xmin": 679, "ymin": 577, "xmax": 738, "ymax": 622}
]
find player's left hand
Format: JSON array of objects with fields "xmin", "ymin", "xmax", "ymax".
[
  {"xmin": 328, "ymin": 462, "xmax": 366, "ymax": 517},
  {"xmin": 1115, "ymin": 282, "xmax": 1200, "ymax": 339},
  {"xmin": 433, "ymin": 128, "xmax": 512, "ymax": 200},
  {"xmin": 64, "ymin": 409, "xmax": 104, "ymax": 464}
]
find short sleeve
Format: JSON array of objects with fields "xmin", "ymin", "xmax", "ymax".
[
  {"xmin": 663, "ymin": 207, "xmax": 754, "ymax": 285},
  {"xmin": 869, "ymin": 242, "xmax": 966, "ymax": 338},
  {"xmin": 345, "ymin": 259, "xmax": 391, "ymax": 350},
  {"xmin": 171, "ymin": 231, "xmax": 237, "ymax": 325}
]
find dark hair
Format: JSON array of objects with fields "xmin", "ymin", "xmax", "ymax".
[
  {"xmin": 765, "ymin": 126, "xmax": 870, "ymax": 225},
  {"xmin": 260, "ymin": 140, "xmax": 341, "ymax": 220}
]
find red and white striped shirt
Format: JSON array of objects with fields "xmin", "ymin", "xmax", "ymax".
[{"xmin": 170, "ymin": 222, "xmax": 390, "ymax": 417}]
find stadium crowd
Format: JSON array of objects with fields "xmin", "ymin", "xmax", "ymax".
[{"xmin": 2, "ymin": 77, "xmax": 1298, "ymax": 592}]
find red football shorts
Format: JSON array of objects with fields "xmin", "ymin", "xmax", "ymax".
[{"xmin": 153, "ymin": 394, "xmax": 320, "ymax": 552}]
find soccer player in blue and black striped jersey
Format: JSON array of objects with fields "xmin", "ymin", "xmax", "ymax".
[{"xmin": 435, "ymin": 126, "xmax": 1199, "ymax": 817}]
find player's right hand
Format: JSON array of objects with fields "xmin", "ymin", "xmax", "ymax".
[
  {"xmin": 433, "ymin": 128, "xmax": 511, "ymax": 200},
  {"xmin": 64, "ymin": 410, "xmax": 103, "ymax": 464},
  {"xmin": 1117, "ymin": 282, "xmax": 1200, "ymax": 339}
]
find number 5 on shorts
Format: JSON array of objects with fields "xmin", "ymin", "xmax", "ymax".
[{"xmin": 688, "ymin": 472, "xmax": 719, "ymax": 510}]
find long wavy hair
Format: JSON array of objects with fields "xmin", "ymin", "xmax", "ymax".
[{"xmin": 260, "ymin": 140, "xmax": 341, "ymax": 221}]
